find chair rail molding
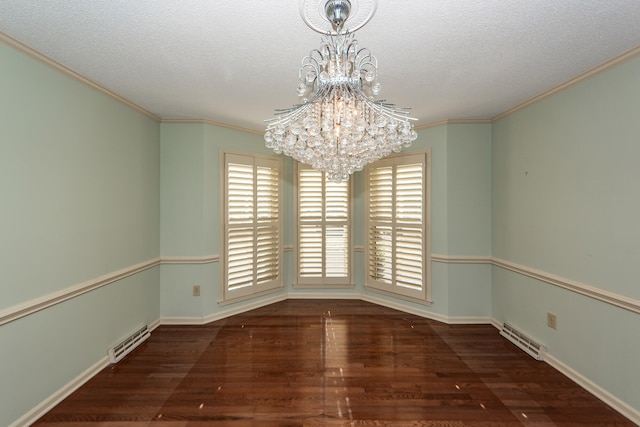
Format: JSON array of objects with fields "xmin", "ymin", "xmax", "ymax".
[
  {"xmin": 2, "ymin": 253, "xmax": 637, "ymax": 328},
  {"xmin": 0, "ymin": 257, "xmax": 161, "ymax": 327}
]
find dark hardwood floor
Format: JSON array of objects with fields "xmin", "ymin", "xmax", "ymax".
[{"xmin": 33, "ymin": 299, "xmax": 634, "ymax": 426}]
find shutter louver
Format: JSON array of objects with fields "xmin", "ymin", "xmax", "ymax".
[
  {"xmin": 369, "ymin": 225, "xmax": 393, "ymax": 283},
  {"xmin": 395, "ymin": 227, "xmax": 423, "ymax": 290},
  {"xmin": 395, "ymin": 163, "xmax": 423, "ymax": 290},
  {"xmin": 256, "ymin": 165, "xmax": 279, "ymax": 284},
  {"xmin": 299, "ymin": 224, "xmax": 323, "ymax": 276},
  {"xmin": 326, "ymin": 224, "xmax": 348, "ymax": 277},
  {"xmin": 256, "ymin": 225, "xmax": 278, "ymax": 283},
  {"xmin": 257, "ymin": 166, "xmax": 279, "ymax": 222},
  {"xmin": 227, "ymin": 163, "xmax": 254, "ymax": 224},
  {"xmin": 396, "ymin": 164, "xmax": 423, "ymax": 223},
  {"xmin": 227, "ymin": 227, "xmax": 254, "ymax": 290},
  {"xmin": 369, "ymin": 166, "xmax": 393, "ymax": 222}
]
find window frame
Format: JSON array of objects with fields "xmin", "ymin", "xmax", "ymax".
[
  {"xmin": 364, "ymin": 150, "xmax": 431, "ymax": 303},
  {"xmin": 220, "ymin": 150, "xmax": 283, "ymax": 303},
  {"xmin": 293, "ymin": 161, "xmax": 354, "ymax": 288}
]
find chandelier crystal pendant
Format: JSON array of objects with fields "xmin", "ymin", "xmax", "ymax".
[{"xmin": 264, "ymin": 0, "xmax": 417, "ymax": 183}]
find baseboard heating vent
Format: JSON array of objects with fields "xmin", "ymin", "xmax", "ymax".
[
  {"xmin": 108, "ymin": 325, "xmax": 150, "ymax": 364},
  {"xmin": 500, "ymin": 323, "xmax": 546, "ymax": 361}
]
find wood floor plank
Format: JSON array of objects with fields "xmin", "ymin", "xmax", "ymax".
[{"xmin": 33, "ymin": 299, "xmax": 634, "ymax": 426}]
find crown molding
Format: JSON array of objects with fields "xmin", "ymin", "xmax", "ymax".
[
  {"xmin": 493, "ymin": 44, "xmax": 640, "ymax": 121},
  {"xmin": 414, "ymin": 119, "xmax": 492, "ymax": 131},
  {"xmin": 1, "ymin": 31, "xmax": 160, "ymax": 122},
  {"xmin": 160, "ymin": 118, "xmax": 263, "ymax": 136},
  {"xmin": 5, "ymin": 28, "xmax": 639, "ymax": 133},
  {"xmin": 412, "ymin": 44, "xmax": 640, "ymax": 129}
]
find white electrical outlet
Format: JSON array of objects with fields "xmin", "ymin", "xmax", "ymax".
[
  {"xmin": 193, "ymin": 285, "xmax": 201, "ymax": 296},
  {"xmin": 547, "ymin": 312, "xmax": 557, "ymax": 329}
]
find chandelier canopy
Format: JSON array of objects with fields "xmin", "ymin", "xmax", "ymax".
[{"xmin": 264, "ymin": 0, "xmax": 417, "ymax": 183}]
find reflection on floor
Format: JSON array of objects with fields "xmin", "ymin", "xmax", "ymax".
[{"xmin": 34, "ymin": 299, "xmax": 634, "ymax": 426}]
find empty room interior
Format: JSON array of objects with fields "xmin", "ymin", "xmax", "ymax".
[{"xmin": 1, "ymin": 1, "xmax": 639, "ymax": 426}]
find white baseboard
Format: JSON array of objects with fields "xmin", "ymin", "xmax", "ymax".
[
  {"xmin": 489, "ymin": 321, "xmax": 639, "ymax": 425},
  {"xmin": 10, "ymin": 356, "xmax": 110, "ymax": 427},
  {"xmin": 148, "ymin": 317, "xmax": 162, "ymax": 331},
  {"xmin": 361, "ymin": 293, "xmax": 450, "ymax": 323},
  {"xmin": 161, "ymin": 293, "xmax": 288, "ymax": 326},
  {"xmin": 360, "ymin": 293, "xmax": 493, "ymax": 326},
  {"xmin": 489, "ymin": 317, "xmax": 502, "ymax": 330},
  {"xmin": 287, "ymin": 292, "xmax": 361, "ymax": 300},
  {"xmin": 445, "ymin": 315, "xmax": 495, "ymax": 324},
  {"xmin": 544, "ymin": 353, "xmax": 640, "ymax": 425},
  {"xmin": 160, "ymin": 316, "xmax": 208, "ymax": 325},
  {"xmin": 12, "ymin": 317, "xmax": 163, "ymax": 426},
  {"xmin": 161, "ymin": 293, "xmax": 492, "ymax": 327}
]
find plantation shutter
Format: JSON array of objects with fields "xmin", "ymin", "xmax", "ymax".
[
  {"xmin": 368, "ymin": 165, "xmax": 394, "ymax": 284},
  {"xmin": 395, "ymin": 163, "xmax": 423, "ymax": 290},
  {"xmin": 296, "ymin": 164, "xmax": 351, "ymax": 286},
  {"xmin": 256, "ymin": 165, "xmax": 280, "ymax": 284},
  {"xmin": 223, "ymin": 153, "xmax": 282, "ymax": 301},
  {"xmin": 366, "ymin": 152, "xmax": 429, "ymax": 301},
  {"xmin": 227, "ymin": 161, "xmax": 255, "ymax": 290}
]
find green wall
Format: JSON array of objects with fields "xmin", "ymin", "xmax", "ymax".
[
  {"xmin": 446, "ymin": 124, "xmax": 492, "ymax": 317},
  {"xmin": 492, "ymin": 55, "xmax": 640, "ymax": 413},
  {"xmin": 159, "ymin": 122, "xmax": 289, "ymax": 319},
  {"xmin": 0, "ymin": 41, "xmax": 160, "ymax": 426},
  {"xmin": 158, "ymin": 121, "xmax": 493, "ymax": 321}
]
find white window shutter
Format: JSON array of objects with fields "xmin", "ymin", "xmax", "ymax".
[
  {"xmin": 223, "ymin": 153, "xmax": 282, "ymax": 301},
  {"xmin": 295, "ymin": 164, "xmax": 351, "ymax": 285},
  {"xmin": 366, "ymin": 153, "xmax": 429, "ymax": 301}
]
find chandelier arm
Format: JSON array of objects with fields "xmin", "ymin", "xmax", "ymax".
[
  {"xmin": 265, "ymin": 105, "xmax": 308, "ymax": 124},
  {"xmin": 354, "ymin": 48, "xmax": 377, "ymax": 71},
  {"xmin": 301, "ymin": 55, "xmax": 321, "ymax": 73},
  {"xmin": 270, "ymin": 102, "xmax": 312, "ymax": 115},
  {"xmin": 265, "ymin": 84, "xmax": 332, "ymax": 127},
  {"xmin": 346, "ymin": 38, "xmax": 358, "ymax": 57},
  {"xmin": 309, "ymin": 48, "xmax": 327, "ymax": 67},
  {"xmin": 304, "ymin": 81, "xmax": 333, "ymax": 104},
  {"xmin": 354, "ymin": 90, "xmax": 416, "ymax": 121},
  {"xmin": 299, "ymin": 57, "xmax": 321, "ymax": 83},
  {"xmin": 319, "ymin": 39, "xmax": 331, "ymax": 54},
  {"xmin": 276, "ymin": 84, "xmax": 332, "ymax": 116},
  {"xmin": 265, "ymin": 107, "xmax": 308, "ymax": 125},
  {"xmin": 372, "ymin": 99, "xmax": 416, "ymax": 115}
]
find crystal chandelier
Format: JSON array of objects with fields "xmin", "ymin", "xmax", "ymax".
[{"xmin": 264, "ymin": 0, "xmax": 417, "ymax": 183}]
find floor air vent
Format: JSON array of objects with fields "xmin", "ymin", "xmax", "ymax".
[
  {"xmin": 500, "ymin": 323, "xmax": 546, "ymax": 361},
  {"xmin": 108, "ymin": 325, "xmax": 150, "ymax": 364}
]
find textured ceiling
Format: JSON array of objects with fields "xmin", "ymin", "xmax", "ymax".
[{"xmin": 1, "ymin": 1, "xmax": 640, "ymax": 132}]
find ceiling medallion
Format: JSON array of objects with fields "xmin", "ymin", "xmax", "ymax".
[{"xmin": 264, "ymin": 0, "xmax": 417, "ymax": 183}]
